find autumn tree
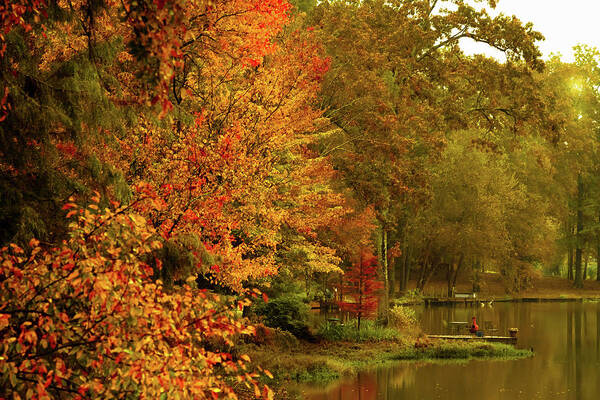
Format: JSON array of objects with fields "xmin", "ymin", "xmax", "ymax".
[
  {"xmin": 0, "ymin": 0, "xmax": 346, "ymax": 292},
  {"xmin": 0, "ymin": 0, "xmax": 341, "ymax": 396},
  {"xmin": 109, "ymin": 14, "xmax": 340, "ymax": 290},
  {"xmin": 308, "ymin": 0, "xmax": 545, "ymax": 301},
  {"xmin": 542, "ymin": 48, "xmax": 600, "ymax": 287},
  {"xmin": 339, "ymin": 249, "xmax": 382, "ymax": 331}
]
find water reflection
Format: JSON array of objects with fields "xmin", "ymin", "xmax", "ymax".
[{"xmin": 303, "ymin": 302, "xmax": 600, "ymax": 400}]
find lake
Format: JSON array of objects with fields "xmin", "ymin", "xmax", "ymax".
[{"xmin": 303, "ymin": 301, "xmax": 600, "ymax": 400}]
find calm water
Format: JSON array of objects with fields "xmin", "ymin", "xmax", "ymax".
[{"xmin": 303, "ymin": 301, "xmax": 600, "ymax": 400}]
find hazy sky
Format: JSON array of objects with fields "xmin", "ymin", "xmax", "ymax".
[{"xmin": 459, "ymin": 0, "xmax": 600, "ymax": 62}]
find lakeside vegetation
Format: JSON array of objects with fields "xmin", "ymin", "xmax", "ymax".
[
  {"xmin": 240, "ymin": 329, "xmax": 533, "ymax": 396},
  {"xmin": 1, "ymin": 0, "xmax": 600, "ymax": 399}
]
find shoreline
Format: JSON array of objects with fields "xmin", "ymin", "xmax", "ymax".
[
  {"xmin": 421, "ymin": 296, "xmax": 600, "ymax": 306},
  {"xmin": 240, "ymin": 336, "xmax": 533, "ymax": 398}
]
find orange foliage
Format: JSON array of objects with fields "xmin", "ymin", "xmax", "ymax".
[
  {"xmin": 0, "ymin": 199, "xmax": 272, "ymax": 399},
  {"xmin": 109, "ymin": 22, "xmax": 338, "ymax": 289}
]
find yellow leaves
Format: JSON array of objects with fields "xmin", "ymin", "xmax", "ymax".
[
  {"xmin": 129, "ymin": 214, "xmax": 147, "ymax": 228},
  {"xmin": 9, "ymin": 244, "xmax": 24, "ymax": 254},
  {"xmin": 0, "ymin": 314, "xmax": 9, "ymax": 330}
]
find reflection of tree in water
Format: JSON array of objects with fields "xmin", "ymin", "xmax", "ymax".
[
  {"xmin": 350, "ymin": 372, "xmax": 378, "ymax": 400},
  {"xmin": 308, "ymin": 372, "xmax": 379, "ymax": 400},
  {"xmin": 565, "ymin": 303, "xmax": 599, "ymax": 400},
  {"xmin": 597, "ymin": 309, "xmax": 600, "ymax": 359},
  {"xmin": 575, "ymin": 307, "xmax": 582, "ymax": 400},
  {"xmin": 384, "ymin": 364, "xmax": 417, "ymax": 390},
  {"xmin": 307, "ymin": 303, "xmax": 600, "ymax": 400},
  {"xmin": 567, "ymin": 305, "xmax": 573, "ymax": 392}
]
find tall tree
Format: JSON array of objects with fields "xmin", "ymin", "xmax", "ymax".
[{"xmin": 308, "ymin": 0, "xmax": 545, "ymax": 300}]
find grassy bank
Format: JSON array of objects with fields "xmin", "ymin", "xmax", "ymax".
[
  {"xmin": 390, "ymin": 340, "xmax": 533, "ymax": 361},
  {"xmin": 240, "ymin": 334, "xmax": 533, "ymax": 395}
]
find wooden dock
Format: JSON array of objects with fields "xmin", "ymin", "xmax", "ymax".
[{"xmin": 427, "ymin": 334, "xmax": 517, "ymax": 345}]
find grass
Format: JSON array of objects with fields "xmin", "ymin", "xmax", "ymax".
[
  {"xmin": 242, "ymin": 333, "xmax": 533, "ymax": 391},
  {"xmin": 234, "ymin": 316, "xmax": 533, "ymax": 400},
  {"xmin": 390, "ymin": 341, "xmax": 533, "ymax": 361},
  {"xmin": 317, "ymin": 319, "xmax": 401, "ymax": 342}
]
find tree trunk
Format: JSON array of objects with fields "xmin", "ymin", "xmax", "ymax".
[
  {"xmin": 574, "ymin": 175, "xmax": 584, "ymax": 289},
  {"xmin": 403, "ymin": 250, "xmax": 411, "ymax": 292},
  {"xmin": 446, "ymin": 261, "xmax": 452, "ymax": 298},
  {"xmin": 583, "ymin": 251, "xmax": 588, "ymax": 281},
  {"xmin": 381, "ymin": 229, "xmax": 389, "ymax": 321},
  {"xmin": 417, "ymin": 249, "xmax": 429, "ymax": 292},
  {"xmin": 395, "ymin": 257, "xmax": 404, "ymax": 294},
  {"xmin": 418, "ymin": 254, "xmax": 439, "ymax": 292},
  {"xmin": 400, "ymin": 242, "xmax": 411, "ymax": 292},
  {"xmin": 452, "ymin": 254, "xmax": 464, "ymax": 292},
  {"xmin": 446, "ymin": 255, "xmax": 464, "ymax": 297},
  {"xmin": 389, "ymin": 245, "xmax": 396, "ymax": 299},
  {"xmin": 597, "ymin": 213, "xmax": 600, "ymax": 281},
  {"xmin": 358, "ymin": 250, "xmax": 363, "ymax": 331},
  {"xmin": 575, "ymin": 245, "xmax": 583, "ymax": 288},
  {"xmin": 568, "ymin": 242, "xmax": 574, "ymax": 281},
  {"xmin": 398, "ymin": 227, "xmax": 408, "ymax": 293}
]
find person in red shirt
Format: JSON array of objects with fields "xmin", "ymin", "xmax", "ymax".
[{"xmin": 470, "ymin": 316, "xmax": 479, "ymax": 334}]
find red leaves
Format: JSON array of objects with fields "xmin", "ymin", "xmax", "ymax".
[
  {"xmin": 193, "ymin": 110, "xmax": 205, "ymax": 127},
  {"xmin": 77, "ymin": 384, "xmax": 88, "ymax": 396},
  {"xmin": 247, "ymin": 58, "xmax": 261, "ymax": 68},
  {"xmin": 338, "ymin": 248, "xmax": 383, "ymax": 318},
  {"xmin": 0, "ymin": 86, "xmax": 10, "ymax": 122},
  {"xmin": 55, "ymin": 141, "xmax": 79, "ymax": 159},
  {"xmin": 155, "ymin": 0, "xmax": 167, "ymax": 10},
  {"xmin": 310, "ymin": 55, "xmax": 331, "ymax": 82},
  {"xmin": 123, "ymin": 0, "xmax": 291, "ymax": 118},
  {"xmin": 62, "ymin": 203, "xmax": 77, "ymax": 210},
  {"xmin": 0, "ymin": 0, "xmax": 48, "ymax": 57}
]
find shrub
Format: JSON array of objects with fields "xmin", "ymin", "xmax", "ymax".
[
  {"xmin": 394, "ymin": 289, "xmax": 424, "ymax": 305},
  {"xmin": 317, "ymin": 321, "xmax": 346, "ymax": 341},
  {"xmin": 253, "ymin": 295, "xmax": 312, "ymax": 339},
  {"xmin": 0, "ymin": 200, "xmax": 269, "ymax": 399},
  {"xmin": 389, "ymin": 305, "xmax": 418, "ymax": 331}
]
